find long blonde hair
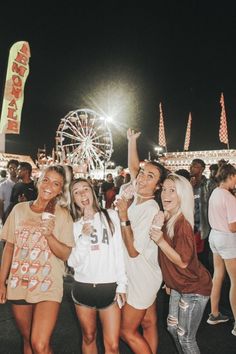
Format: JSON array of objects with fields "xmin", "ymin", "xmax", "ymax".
[{"xmin": 164, "ymin": 173, "xmax": 194, "ymax": 238}]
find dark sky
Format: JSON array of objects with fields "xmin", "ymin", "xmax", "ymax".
[{"xmin": 0, "ymin": 1, "xmax": 236, "ymax": 167}]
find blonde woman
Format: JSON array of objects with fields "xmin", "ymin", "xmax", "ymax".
[
  {"xmin": 0, "ymin": 165, "xmax": 74, "ymax": 354},
  {"xmin": 150, "ymin": 173, "xmax": 212, "ymax": 354}
]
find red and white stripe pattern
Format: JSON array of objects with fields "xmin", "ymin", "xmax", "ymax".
[
  {"xmin": 184, "ymin": 112, "xmax": 192, "ymax": 151},
  {"xmin": 219, "ymin": 92, "xmax": 229, "ymax": 145},
  {"xmin": 158, "ymin": 102, "xmax": 167, "ymax": 147}
]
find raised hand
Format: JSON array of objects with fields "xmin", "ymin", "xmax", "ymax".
[
  {"xmin": 116, "ymin": 197, "xmax": 129, "ymax": 221},
  {"xmin": 127, "ymin": 128, "xmax": 141, "ymax": 141}
]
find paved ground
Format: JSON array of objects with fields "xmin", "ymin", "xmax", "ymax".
[{"xmin": 0, "ymin": 273, "xmax": 235, "ymax": 354}]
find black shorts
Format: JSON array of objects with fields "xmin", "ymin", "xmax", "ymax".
[{"xmin": 71, "ymin": 281, "xmax": 117, "ymax": 310}]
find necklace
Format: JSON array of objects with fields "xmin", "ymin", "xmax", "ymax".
[{"xmin": 135, "ymin": 193, "xmax": 155, "ymax": 199}]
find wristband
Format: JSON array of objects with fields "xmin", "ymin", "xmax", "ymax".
[{"xmin": 120, "ymin": 220, "xmax": 131, "ymax": 227}]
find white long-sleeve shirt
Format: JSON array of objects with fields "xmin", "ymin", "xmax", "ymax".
[{"xmin": 68, "ymin": 209, "xmax": 127, "ymax": 293}]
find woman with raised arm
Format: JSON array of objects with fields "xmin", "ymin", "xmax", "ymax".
[
  {"xmin": 150, "ymin": 173, "xmax": 212, "ymax": 354},
  {"xmin": 68, "ymin": 178, "xmax": 127, "ymax": 354},
  {"xmin": 0, "ymin": 165, "xmax": 74, "ymax": 354},
  {"xmin": 116, "ymin": 128, "xmax": 166, "ymax": 354}
]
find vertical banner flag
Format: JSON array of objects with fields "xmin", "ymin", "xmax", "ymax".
[
  {"xmin": 184, "ymin": 112, "xmax": 192, "ymax": 151},
  {"xmin": 0, "ymin": 41, "xmax": 31, "ymax": 134},
  {"xmin": 219, "ymin": 92, "xmax": 229, "ymax": 147},
  {"xmin": 158, "ymin": 102, "xmax": 167, "ymax": 148}
]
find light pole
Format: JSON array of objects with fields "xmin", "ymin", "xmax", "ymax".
[{"xmin": 154, "ymin": 146, "xmax": 164, "ymax": 160}]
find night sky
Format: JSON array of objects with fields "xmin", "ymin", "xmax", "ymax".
[{"xmin": 0, "ymin": 1, "xmax": 236, "ymax": 167}]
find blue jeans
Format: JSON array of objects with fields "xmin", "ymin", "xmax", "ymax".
[{"xmin": 167, "ymin": 289, "xmax": 209, "ymax": 354}]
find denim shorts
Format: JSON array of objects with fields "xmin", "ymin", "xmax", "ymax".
[
  {"xmin": 209, "ymin": 229, "xmax": 236, "ymax": 259},
  {"xmin": 71, "ymin": 281, "xmax": 117, "ymax": 310}
]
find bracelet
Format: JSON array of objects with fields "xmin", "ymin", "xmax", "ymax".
[{"xmin": 120, "ymin": 220, "xmax": 131, "ymax": 227}]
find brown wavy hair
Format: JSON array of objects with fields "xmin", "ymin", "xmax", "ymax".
[{"xmin": 70, "ymin": 178, "xmax": 114, "ymax": 235}]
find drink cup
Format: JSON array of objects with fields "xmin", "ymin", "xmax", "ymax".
[
  {"xmin": 151, "ymin": 211, "xmax": 164, "ymax": 230},
  {"xmin": 42, "ymin": 212, "xmax": 55, "ymax": 220}
]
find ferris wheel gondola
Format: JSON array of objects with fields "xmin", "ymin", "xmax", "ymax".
[{"xmin": 55, "ymin": 108, "xmax": 113, "ymax": 171}]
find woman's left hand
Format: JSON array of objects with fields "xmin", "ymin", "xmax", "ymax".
[{"xmin": 41, "ymin": 218, "xmax": 55, "ymax": 238}]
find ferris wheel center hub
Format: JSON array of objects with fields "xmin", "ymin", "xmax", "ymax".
[{"xmin": 55, "ymin": 108, "xmax": 113, "ymax": 171}]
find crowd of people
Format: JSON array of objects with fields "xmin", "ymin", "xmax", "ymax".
[{"xmin": 0, "ymin": 128, "xmax": 236, "ymax": 354}]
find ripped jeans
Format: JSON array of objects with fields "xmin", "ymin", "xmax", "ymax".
[{"xmin": 167, "ymin": 289, "xmax": 209, "ymax": 354}]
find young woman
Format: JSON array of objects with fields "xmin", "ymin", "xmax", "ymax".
[
  {"xmin": 68, "ymin": 178, "xmax": 127, "ymax": 354},
  {"xmin": 207, "ymin": 163, "xmax": 236, "ymax": 336},
  {"xmin": 0, "ymin": 164, "xmax": 74, "ymax": 354},
  {"xmin": 116, "ymin": 129, "xmax": 166, "ymax": 354},
  {"xmin": 150, "ymin": 173, "xmax": 212, "ymax": 354}
]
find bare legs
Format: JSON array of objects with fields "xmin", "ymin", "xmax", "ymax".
[
  {"xmin": 210, "ymin": 254, "xmax": 226, "ymax": 316},
  {"xmin": 141, "ymin": 302, "xmax": 158, "ymax": 353},
  {"xmin": 12, "ymin": 301, "xmax": 60, "ymax": 354},
  {"xmin": 120, "ymin": 302, "xmax": 158, "ymax": 354},
  {"xmin": 75, "ymin": 302, "xmax": 121, "ymax": 354},
  {"xmin": 74, "ymin": 305, "xmax": 98, "ymax": 354},
  {"xmin": 210, "ymin": 253, "xmax": 236, "ymax": 323},
  {"xmin": 225, "ymin": 258, "xmax": 236, "ymax": 321},
  {"xmin": 99, "ymin": 303, "xmax": 121, "ymax": 353},
  {"xmin": 11, "ymin": 304, "xmax": 33, "ymax": 354}
]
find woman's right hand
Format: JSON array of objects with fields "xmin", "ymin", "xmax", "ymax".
[
  {"xmin": 116, "ymin": 197, "xmax": 129, "ymax": 221},
  {"xmin": 0, "ymin": 283, "xmax": 7, "ymax": 304},
  {"xmin": 82, "ymin": 223, "xmax": 94, "ymax": 236}
]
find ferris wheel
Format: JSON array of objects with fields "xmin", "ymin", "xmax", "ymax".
[{"xmin": 55, "ymin": 108, "xmax": 113, "ymax": 171}]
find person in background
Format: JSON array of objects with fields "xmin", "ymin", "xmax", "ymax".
[
  {"xmin": 207, "ymin": 164, "xmax": 219, "ymax": 195},
  {"xmin": 207, "ymin": 163, "xmax": 236, "ymax": 336},
  {"xmin": 116, "ymin": 128, "xmax": 166, "ymax": 354},
  {"xmin": 114, "ymin": 166, "xmax": 125, "ymax": 194},
  {"xmin": 0, "ymin": 159, "xmax": 19, "ymax": 225},
  {"xmin": 190, "ymin": 158, "xmax": 211, "ymax": 269},
  {"xmin": 68, "ymin": 178, "xmax": 127, "ymax": 354},
  {"xmin": 175, "ymin": 169, "xmax": 191, "ymax": 181},
  {"xmin": 100, "ymin": 173, "xmax": 116, "ymax": 208},
  {"xmin": 150, "ymin": 173, "xmax": 212, "ymax": 354},
  {"xmin": 117, "ymin": 173, "xmax": 132, "ymax": 201},
  {"xmin": 0, "ymin": 164, "xmax": 74, "ymax": 354},
  {"xmin": 66, "ymin": 165, "xmax": 74, "ymax": 182},
  {"xmin": 5, "ymin": 162, "xmax": 38, "ymax": 220},
  {"xmin": 0, "ymin": 170, "xmax": 7, "ymax": 184},
  {"xmin": 124, "ymin": 173, "xmax": 131, "ymax": 184},
  {"xmin": 91, "ymin": 178, "xmax": 100, "ymax": 199}
]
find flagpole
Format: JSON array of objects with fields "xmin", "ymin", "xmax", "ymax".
[
  {"xmin": 219, "ymin": 92, "xmax": 229, "ymax": 149},
  {"xmin": 158, "ymin": 102, "xmax": 167, "ymax": 152},
  {"xmin": 183, "ymin": 112, "xmax": 192, "ymax": 151},
  {"xmin": 0, "ymin": 48, "xmax": 8, "ymax": 153},
  {"xmin": 0, "ymin": 134, "xmax": 5, "ymax": 152}
]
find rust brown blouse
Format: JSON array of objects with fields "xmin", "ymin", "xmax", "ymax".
[{"xmin": 158, "ymin": 215, "xmax": 212, "ymax": 296}]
